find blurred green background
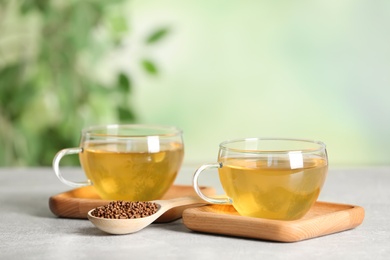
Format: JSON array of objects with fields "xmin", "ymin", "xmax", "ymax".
[{"xmin": 1, "ymin": 0, "xmax": 389, "ymax": 167}]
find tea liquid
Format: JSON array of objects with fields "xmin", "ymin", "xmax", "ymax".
[
  {"xmin": 218, "ymin": 157, "xmax": 327, "ymax": 220},
  {"xmin": 79, "ymin": 141, "xmax": 184, "ymax": 201}
]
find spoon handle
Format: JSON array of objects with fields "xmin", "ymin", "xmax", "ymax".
[{"xmin": 156, "ymin": 196, "xmax": 207, "ymax": 212}]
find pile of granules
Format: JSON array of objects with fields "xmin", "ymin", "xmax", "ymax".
[{"xmin": 91, "ymin": 200, "xmax": 159, "ymax": 219}]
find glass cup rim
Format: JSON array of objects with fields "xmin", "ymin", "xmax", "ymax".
[
  {"xmin": 219, "ymin": 137, "xmax": 326, "ymax": 154},
  {"xmin": 81, "ymin": 124, "xmax": 182, "ymax": 138}
]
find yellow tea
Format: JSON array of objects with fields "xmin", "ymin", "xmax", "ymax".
[
  {"xmin": 218, "ymin": 157, "xmax": 327, "ymax": 220},
  {"xmin": 79, "ymin": 141, "xmax": 184, "ymax": 201}
]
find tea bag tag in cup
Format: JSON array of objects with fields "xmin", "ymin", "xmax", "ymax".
[
  {"xmin": 193, "ymin": 163, "xmax": 232, "ymax": 204},
  {"xmin": 52, "ymin": 147, "xmax": 92, "ymax": 187}
]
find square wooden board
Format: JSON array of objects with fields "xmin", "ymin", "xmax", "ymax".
[{"xmin": 182, "ymin": 201, "xmax": 364, "ymax": 242}]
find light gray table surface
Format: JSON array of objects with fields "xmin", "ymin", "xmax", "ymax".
[{"xmin": 0, "ymin": 166, "xmax": 389, "ymax": 259}]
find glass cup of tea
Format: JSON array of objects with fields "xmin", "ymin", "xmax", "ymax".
[
  {"xmin": 193, "ymin": 138, "xmax": 328, "ymax": 220},
  {"xmin": 53, "ymin": 124, "xmax": 184, "ymax": 201}
]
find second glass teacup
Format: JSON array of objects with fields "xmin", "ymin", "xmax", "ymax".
[
  {"xmin": 193, "ymin": 138, "xmax": 328, "ymax": 220},
  {"xmin": 53, "ymin": 124, "xmax": 184, "ymax": 201}
]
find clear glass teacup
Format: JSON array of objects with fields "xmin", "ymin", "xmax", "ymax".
[
  {"xmin": 53, "ymin": 124, "xmax": 184, "ymax": 201},
  {"xmin": 193, "ymin": 138, "xmax": 328, "ymax": 220}
]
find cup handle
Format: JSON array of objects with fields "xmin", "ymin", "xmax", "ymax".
[
  {"xmin": 193, "ymin": 163, "xmax": 232, "ymax": 204},
  {"xmin": 52, "ymin": 148, "xmax": 92, "ymax": 187}
]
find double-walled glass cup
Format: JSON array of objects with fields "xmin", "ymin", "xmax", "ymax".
[
  {"xmin": 193, "ymin": 138, "xmax": 328, "ymax": 220},
  {"xmin": 53, "ymin": 124, "xmax": 184, "ymax": 201}
]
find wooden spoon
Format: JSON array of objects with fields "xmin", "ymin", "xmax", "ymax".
[{"xmin": 87, "ymin": 196, "xmax": 206, "ymax": 235}]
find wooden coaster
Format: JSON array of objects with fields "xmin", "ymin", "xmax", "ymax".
[
  {"xmin": 182, "ymin": 201, "xmax": 364, "ymax": 242},
  {"xmin": 49, "ymin": 185, "xmax": 215, "ymax": 223}
]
